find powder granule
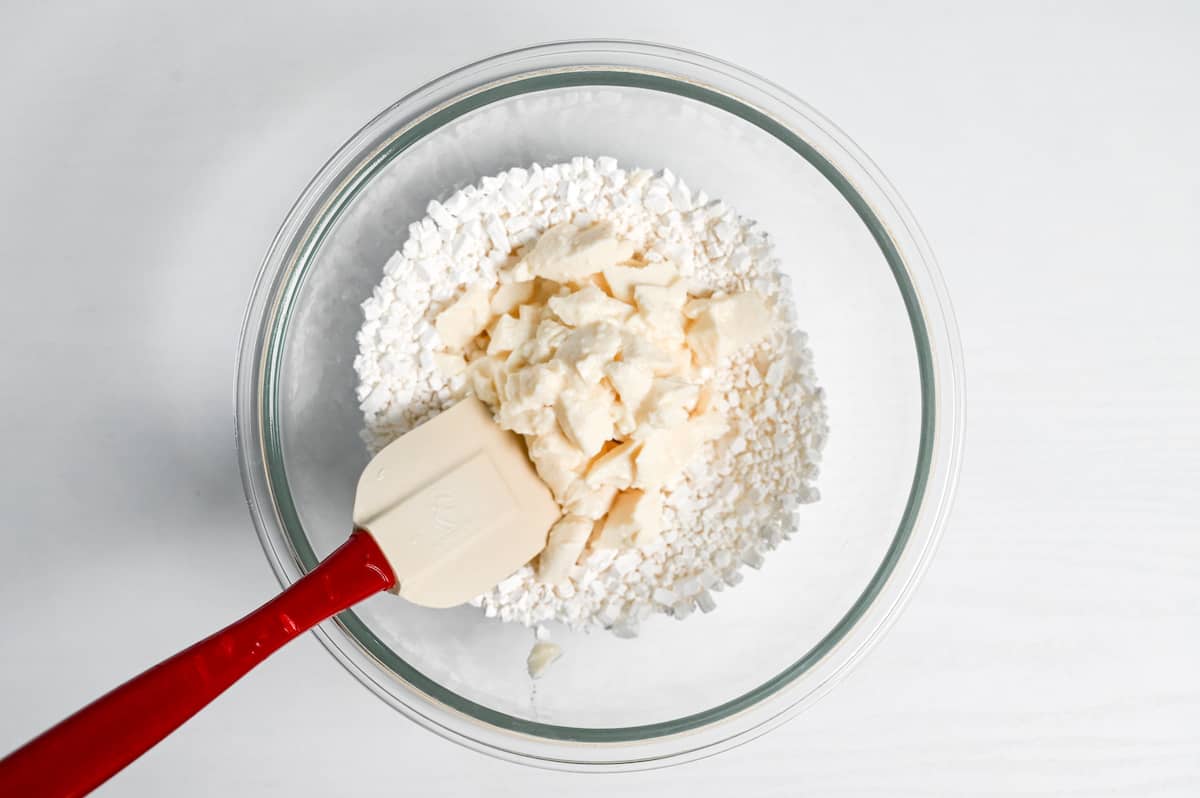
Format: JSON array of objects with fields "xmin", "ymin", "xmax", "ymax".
[{"xmin": 354, "ymin": 157, "xmax": 827, "ymax": 635}]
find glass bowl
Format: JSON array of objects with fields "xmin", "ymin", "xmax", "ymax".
[{"xmin": 235, "ymin": 40, "xmax": 963, "ymax": 771}]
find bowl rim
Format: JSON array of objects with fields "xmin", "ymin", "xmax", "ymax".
[{"xmin": 235, "ymin": 38, "xmax": 965, "ymax": 770}]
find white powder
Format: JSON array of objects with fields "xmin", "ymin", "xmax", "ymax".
[{"xmin": 354, "ymin": 157, "xmax": 827, "ymax": 635}]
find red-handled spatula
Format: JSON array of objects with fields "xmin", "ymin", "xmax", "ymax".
[{"xmin": 0, "ymin": 398, "xmax": 559, "ymax": 798}]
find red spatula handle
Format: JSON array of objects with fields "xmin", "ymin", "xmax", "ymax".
[{"xmin": 0, "ymin": 529, "xmax": 396, "ymax": 798}]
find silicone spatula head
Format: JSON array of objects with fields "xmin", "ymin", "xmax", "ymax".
[{"xmin": 352, "ymin": 397, "xmax": 560, "ymax": 608}]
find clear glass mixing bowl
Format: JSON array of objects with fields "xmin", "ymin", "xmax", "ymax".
[{"xmin": 235, "ymin": 40, "xmax": 964, "ymax": 770}]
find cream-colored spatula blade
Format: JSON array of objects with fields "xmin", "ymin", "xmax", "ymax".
[{"xmin": 353, "ymin": 397, "xmax": 560, "ymax": 608}]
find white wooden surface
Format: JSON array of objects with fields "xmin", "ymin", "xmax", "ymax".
[{"xmin": 1, "ymin": 2, "xmax": 1197, "ymax": 795}]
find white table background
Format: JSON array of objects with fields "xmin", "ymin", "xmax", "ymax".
[{"xmin": 2, "ymin": 2, "xmax": 1197, "ymax": 795}]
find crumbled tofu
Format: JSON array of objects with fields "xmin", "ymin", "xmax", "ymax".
[
  {"xmin": 634, "ymin": 412, "xmax": 727, "ymax": 489},
  {"xmin": 633, "ymin": 281, "xmax": 688, "ymax": 341},
  {"xmin": 602, "ymin": 259, "xmax": 678, "ymax": 302},
  {"xmin": 538, "ymin": 515, "xmax": 594, "ymax": 583},
  {"xmin": 465, "ymin": 355, "xmax": 504, "ymax": 405},
  {"xmin": 594, "ymin": 489, "xmax": 663, "ymax": 549},
  {"xmin": 504, "ymin": 361, "xmax": 567, "ymax": 413},
  {"xmin": 490, "ymin": 280, "xmax": 536, "ymax": 317},
  {"xmin": 495, "ymin": 404, "xmax": 553, "ymax": 436},
  {"xmin": 556, "ymin": 321, "xmax": 623, "ymax": 383},
  {"xmin": 670, "ymin": 344, "xmax": 694, "ymax": 374},
  {"xmin": 633, "ymin": 428, "xmax": 686, "ymax": 488},
  {"xmin": 530, "ymin": 455, "xmax": 579, "ymax": 503},
  {"xmin": 525, "ymin": 425, "xmax": 585, "ymax": 501},
  {"xmin": 689, "ymin": 409, "xmax": 729, "ymax": 442},
  {"xmin": 563, "ymin": 481, "xmax": 618, "ymax": 520},
  {"xmin": 435, "ymin": 223, "xmax": 774, "ymax": 577},
  {"xmin": 548, "ymin": 285, "xmax": 634, "ymax": 326},
  {"xmin": 682, "ymin": 296, "xmax": 710, "ymax": 320},
  {"xmin": 686, "ymin": 292, "xmax": 772, "ymax": 365},
  {"xmin": 638, "ymin": 378, "xmax": 701, "ymax": 430},
  {"xmin": 531, "ymin": 277, "xmax": 567, "ymax": 304},
  {"xmin": 522, "ymin": 317, "xmax": 570, "ymax": 363},
  {"xmin": 526, "ymin": 641, "xmax": 562, "ymax": 678},
  {"xmin": 621, "ymin": 335, "xmax": 679, "ymax": 377},
  {"xmin": 486, "ymin": 312, "xmax": 535, "ymax": 355},
  {"xmin": 432, "ymin": 351, "xmax": 466, "ymax": 378},
  {"xmin": 526, "ymin": 423, "xmax": 585, "ymax": 470},
  {"xmin": 515, "ymin": 221, "xmax": 635, "ymax": 283},
  {"xmin": 554, "ymin": 383, "xmax": 615, "ymax": 457},
  {"xmin": 435, "ymin": 285, "xmax": 491, "ymax": 349},
  {"xmin": 494, "ymin": 360, "xmax": 561, "ymax": 434},
  {"xmin": 604, "ymin": 361, "xmax": 654, "ymax": 433},
  {"xmin": 585, "ymin": 439, "xmax": 641, "ymax": 488}
]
